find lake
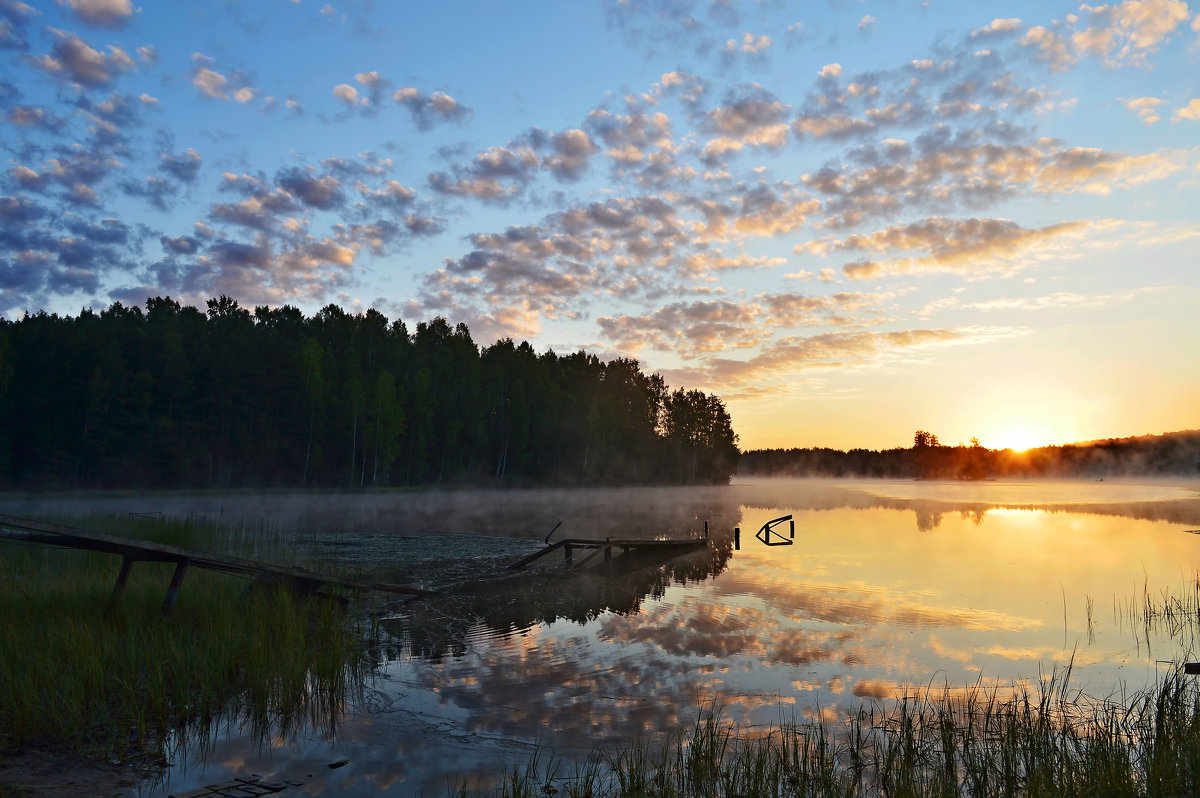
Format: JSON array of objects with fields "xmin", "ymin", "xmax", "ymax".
[{"xmin": 7, "ymin": 478, "xmax": 1200, "ymax": 795}]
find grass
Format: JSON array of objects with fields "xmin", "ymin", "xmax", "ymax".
[
  {"xmin": 463, "ymin": 578, "xmax": 1200, "ymax": 798},
  {"xmin": 457, "ymin": 671, "xmax": 1200, "ymax": 797},
  {"xmin": 0, "ymin": 513, "xmax": 376, "ymax": 764}
]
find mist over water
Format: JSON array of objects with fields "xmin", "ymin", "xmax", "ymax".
[{"xmin": 6, "ymin": 478, "xmax": 1199, "ymax": 795}]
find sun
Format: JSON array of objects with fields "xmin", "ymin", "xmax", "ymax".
[
  {"xmin": 985, "ymin": 419, "xmax": 1053, "ymax": 452},
  {"xmin": 992, "ymin": 428, "xmax": 1042, "ymax": 452}
]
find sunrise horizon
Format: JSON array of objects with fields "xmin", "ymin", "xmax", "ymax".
[{"xmin": 2, "ymin": 0, "xmax": 1197, "ymax": 466}]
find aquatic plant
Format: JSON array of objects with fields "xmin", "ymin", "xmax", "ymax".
[
  {"xmin": 468, "ymin": 569, "xmax": 1200, "ymax": 798},
  {"xmin": 0, "ymin": 514, "xmax": 375, "ymax": 764},
  {"xmin": 464, "ymin": 667, "xmax": 1200, "ymax": 797}
]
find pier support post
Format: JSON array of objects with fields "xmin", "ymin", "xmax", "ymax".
[
  {"xmin": 162, "ymin": 559, "xmax": 190, "ymax": 615},
  {"xmin": 110, "ymin": 556, "xmax": 135, "ymax": 608}
]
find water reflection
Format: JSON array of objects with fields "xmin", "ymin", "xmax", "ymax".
[
  {"xmin": 384, "ymin": 539, "xmax": 734, "ymax": 659},
  {"xmin": 19, "ymin": 478, "xmax": 1200, "ymax": 796}
]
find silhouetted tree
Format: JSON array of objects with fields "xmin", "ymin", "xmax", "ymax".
[{"xmin": 0, "ymin": 297, "xmax": 744, "ymax": 490}]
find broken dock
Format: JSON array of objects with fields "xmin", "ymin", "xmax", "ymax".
[
  {"xmin": 0, "ymin": 513, "xmax": 433, "ymax": 613},
  {"xmin": 507, "ymin": 536, "xmax": 709, "ymax": 572}
]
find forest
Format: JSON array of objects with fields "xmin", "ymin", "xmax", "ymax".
[
  {"xmin": 0, "ymin": 296, "xmax": 740, "ymax": 490},
  {"xmin": 740, "ymin": 429, "xmax": 1200, "ymax": 480}
]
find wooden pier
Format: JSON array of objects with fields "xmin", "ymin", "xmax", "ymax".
[
  {"xmin": 507, "ymin": 536, "xmax": 709, "ymax": 572},
  {"xmin": 0, "ymin": 513, "xmax": 433, "ymax": 613}
]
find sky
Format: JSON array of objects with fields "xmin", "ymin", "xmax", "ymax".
[{"xmin": 1, "ymin": 0, "xmax": 1198, "ymax": 452}]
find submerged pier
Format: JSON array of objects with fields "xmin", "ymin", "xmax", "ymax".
[{"xmin": 0, "ymin": 513, "xmax": 433, "ymax": 613}]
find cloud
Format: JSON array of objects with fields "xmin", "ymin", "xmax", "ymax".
[
  {"xmin": 692, "ymin": 182, "xmax": 820, "ymax": 241},
  {"xmin": 815, "ymin": 217, "xmax": 1093, "ymax": 280},
  {"xmin": 721, "ymin": 31, "xmax": 772, "ymax": 63},
  {"xmin": 31, "ymin": 28, "xmax": 134, "ymax": 88},
  {"xmin": 121, "ymin": 175, "xmax": 177, "ymax": 211},
  {"xmin": 1035, "ymin": 146, "xmax": 1186, "ymax": 195},
  {"xmin": 0, "ymin": 205, "xmax": 139, "ymax": 309},
  {"xmin": 1070, "ymin": 0, "xmax": 1190, "ymax": 66},
  {"xmin": 540, "ymin": 128, "xmax": 599, "ymax": 181},
  {"xmin": 600, "ymin": 0, "xmax": 726, "ymax": 59},
  {"xmin": 596, "ymin": 291, "xmax": 886, "ymax": 359},
  {"xmin": 158, "ymin": 148, "xmax": 202, "ymax": 183},
  {"xmin": 57, "ymin": 0, "xmax": 133, "ymax": 29},
  {"xmin": 391, "ymin": 86, "xmax": 469, "ymax": 129},
  {"xmin": 1018, "ymin": 25, "xmax": 1075, "ymax": 70},
  {"xmin": 682, "ymin": 251, "xmax": 786, "ymax": 279},
  {"xmin": 1173, "ymin": 98, "xmax": 1200, "ymax": 122},
  {"xmin": 699, "ymin": 84, "xmax": 791, "ymax": 163},
  {"xmin": 6, "ymin": 105, "xmax": 58, "ymax": 130},
  {"xmin": 1120, "ymin": 95, "xmax": 1164, "ymax": 124},
  {"xmin": 276, "ymin": 166, "xmax": 345, "ymax": 210},
  {"xmin": 598, "ymin": 300, "xmax": 765, "ymax": 356},
  {"xmin": 971, "ymin": 18, "xmax": 1022, "ymax": 38},
  {"xmin": 800, "ymin": 135, "xmax": 1188, "ymax": 228},
  {"xmin": 858, "ymin": 15, "xmax": 876, "ymax": 34},
  {"xmin": 427, "ymin": 145, "xmax": 539, "ymax": 202},
  {"xmin": 661, "ymin": 327, "xmax": 1002, "ymax": 396},
  {"xmin": 414, "ymin": 195, "xmax": 691, "ymax": 326},
  {"xmin": 585, "ymin": 105, "xmax": 675, "ymax": 172},
  {"xmin": 0, "ymin": 0, "xmax": 37, "ymax": 50},
  {"xmin": 190, "ymin": 53, "xmax": 259, "ymax": 103},
  {"xmin": 923, "ymin": 287, "xmax": 1157, "ymax": 317},
  {"xmin": 332, "ymin": 83, "xmax": 360, "ymax": 107}
]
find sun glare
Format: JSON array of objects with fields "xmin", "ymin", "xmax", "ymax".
[{"xmin": 987, "ymin": 421, "xmax": 1051, "ymax": 452}]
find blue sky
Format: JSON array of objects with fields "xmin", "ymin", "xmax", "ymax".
[{"xmin": 2, "ymin": 0, "xmax": 1198, "ymax": 449}]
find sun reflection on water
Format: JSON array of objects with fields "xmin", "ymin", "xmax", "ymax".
[{"xmin": 131, "ymin": 479, "xmax": 1200, "ymax": 796}]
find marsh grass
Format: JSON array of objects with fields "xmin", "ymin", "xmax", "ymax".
[
  {"xmin": 474, "ymin": 578, "xmax": 1200, "ymax": 798},
  {"xmin": 0, "ymin": 514, "xmax": 375, "ymax": 764},
  {"xmin": 467, "ymin": 672, "xmax": 1200, "ymax": 797}
]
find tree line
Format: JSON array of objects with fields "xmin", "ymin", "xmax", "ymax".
[
  {"xmin": 740, "ymin": 429, "xmax": 1200, "ymax": 480},
  {"xmin": 0, "ymin": 297, "xmax": 740, "ymax": 490}
]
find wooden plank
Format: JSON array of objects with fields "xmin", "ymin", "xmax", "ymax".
[{"xmin": 508, "ymin": 536, "xmax": 707, "ymax": 570}]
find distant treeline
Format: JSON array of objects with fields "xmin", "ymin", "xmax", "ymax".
[
  {"xmin": 0, "ymin": 297, "xmax": 740, "ymax": 490},
  {"xmin": 740, "ymin": 430, "xmax": 1200, "ymax": 480}
]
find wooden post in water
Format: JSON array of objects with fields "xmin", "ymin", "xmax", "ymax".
[
  {"xmin": 162, "ymin": 560, "xmax": 190, "ymax": 614},
  {"xmin": 734, "ymin": 527, "xmax": 740, "ymax": 550},
  {"xmin": 111, "ymin": 555, "xmax": 135, "ymax": 607}
]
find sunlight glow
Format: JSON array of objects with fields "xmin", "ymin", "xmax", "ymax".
[{"xmin": 986, "ymin": 420, "xmax": 1053, "ymax": 452}]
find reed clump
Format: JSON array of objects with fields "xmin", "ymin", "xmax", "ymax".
[
  {"xmin": 478, "ymin": 668, "xmax": 1200, "ymax": 797},
  {"xmin": 0, "ymin": 514, "xmax": 374, "ymax": 763}
]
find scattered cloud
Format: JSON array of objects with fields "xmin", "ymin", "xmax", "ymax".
[
  {"xmin": 189, "ymin": 53, "xmax": 260, "ymax": 103},
  {"xmin": 57, "ymin": 0, "xmax": 134, "ymax": 29},
  {"xmin": 1070, "ymin": 0, "xmax": 1190, "ymax": 67},
  {"xmin": 813, "ymin": 217, "xmax": 1093, "ymax": 280},
  {"xmin": 391, "ymin": 86, "xmax": 469, "ymax": 129},
  {"xmin": 1120, "ymin": 95, "xmax": 1164, "ymax": 124},
  {"xmin": 30, "ymin": 28, "xmax": 135, "ymax": 88},
  {"xmin": 971, "ymin": 18, "xmax": 1022, "ymax": 38},
  {"xmin": 1173, "ymin": 98, "xmax": 1200, "ymax": 122}
]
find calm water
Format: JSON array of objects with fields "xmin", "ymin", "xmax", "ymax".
[{"xmin": 7, "ymin": 479, "xmax": 1200, "ymax": 795}]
